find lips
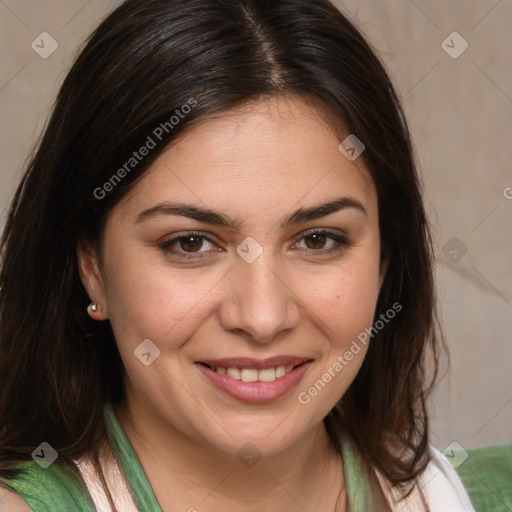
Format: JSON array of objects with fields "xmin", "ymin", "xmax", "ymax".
[{"xmin": 195, "ymin": 356, "xmax": 312, "ymax": 403}]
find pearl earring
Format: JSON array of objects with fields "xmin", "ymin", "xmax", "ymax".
[{"xmin": 89, "ymin": 303, "xmax": 101, "ymax": 313}]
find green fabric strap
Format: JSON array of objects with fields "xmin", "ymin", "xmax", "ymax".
[
  {"xmin": 454, "ymin": 443, "xmax": 512, "ymax": 512},
  {"xmin": 1, "ymin": 458, "xmax": 96, "ymax": 511},
  {"xmin": 338, "ymin": 433, "xmax": 380, "ymax": 511},
  {"xmin": 104, "ymin": 404, "xmax": 163, "ymax": 511}
]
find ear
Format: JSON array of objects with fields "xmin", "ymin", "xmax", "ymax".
[
  {"xmin": 77, "ymin": 239, "xmax": 109, "ymax": 320},
  {"xmin": 378, "ymin": 257, "xmax": 389, "ymax": 292}
]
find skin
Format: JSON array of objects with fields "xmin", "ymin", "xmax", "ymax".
[{"xmin": 78, "ymin": 95, "xmax": 387, "ymax": 511}]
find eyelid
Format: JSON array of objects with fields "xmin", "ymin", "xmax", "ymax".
[{"xmin": 294, "ymin": 227, "xmax": 349, "ymax": 242}]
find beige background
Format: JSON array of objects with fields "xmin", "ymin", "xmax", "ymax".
[{"xmin": 0, "ymin": 0, "xmax": 510, "ymax": 454}]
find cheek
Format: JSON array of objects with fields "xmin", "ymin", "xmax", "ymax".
[
  {"xmin": 103, "ymin": 245, "xmax": 226, "ymax": 349},
  {"xmin": 103, "ymin": 260, "xmax": 222, "ymax": 403},
  {"xmin": 298, "ymin": 258, "xmax": 382, "ymax": 343},
  {"xmin": 293, "ymin": 259, "xmax": 381, "ymax": 411}
]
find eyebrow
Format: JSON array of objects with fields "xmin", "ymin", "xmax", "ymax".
[{"xmin": 136, "ymin": 196, "xmax": 367, "ymax": 229}]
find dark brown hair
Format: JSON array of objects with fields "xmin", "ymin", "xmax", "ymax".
[{"xmin": 0, "ymin": 0, "xmax": 444, "ymax": 507}]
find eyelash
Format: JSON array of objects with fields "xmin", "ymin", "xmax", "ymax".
[{"xmin": 159, "ymin": 229, "xmax": 352, "ymax": 260}]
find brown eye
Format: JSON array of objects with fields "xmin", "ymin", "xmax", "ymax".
[
  {"xmin": 179, "ymin": 235, "xmax": 204, "ymax": 253},
  {"xmin": 303, "ymin": 232, "xmax": 328, "ymax": 250},
  {"xmin": 294, "ymin": 229, "xmax": 351, "ymax": 256},
  {"xmin": 159, "ymin": 232, "xmax": 218, "ymax": 259}
]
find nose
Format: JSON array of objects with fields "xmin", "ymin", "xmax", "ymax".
[{"xmin": 218, "ymin": 253, "xmax": 301, "ymax": 344}]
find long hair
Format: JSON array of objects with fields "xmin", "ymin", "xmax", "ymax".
[{"xmin": 0, "ymin": 0, "xmax": 444, "ymax": 507}]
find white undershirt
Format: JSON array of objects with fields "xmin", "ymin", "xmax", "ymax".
[
  {"xmin": 376, "ymin": 446, "xmax": 475, "ymax": 511},
  {"xmin": 74, "ymin": 455, "xmax": 138, "ymax": 512}
]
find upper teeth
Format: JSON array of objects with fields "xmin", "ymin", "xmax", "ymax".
[{"xmin": 215, "ymin": 364, "xmax": 295, "ymax": 382}]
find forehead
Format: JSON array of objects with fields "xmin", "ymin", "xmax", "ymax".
[{"xmin": 116, "ymin": 95, "xmax": 377, "ymax": 220}]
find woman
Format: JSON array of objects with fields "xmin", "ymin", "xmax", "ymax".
[{"xmin": 0, "ymin": 0, "xmax": 475, "ymax": 510}]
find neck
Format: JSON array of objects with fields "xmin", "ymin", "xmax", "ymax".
[{"xmin": 114, "ymin": 397, "xmax": 347, "ymax": 512}]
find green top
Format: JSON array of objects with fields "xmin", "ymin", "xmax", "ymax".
[
  {"xmin": 2, "ymin": 404, "xmax": 510, "ymax": 511},
  {"xmin": 1, "ymin": 404, "xmax": 383, "ymax": 511}
]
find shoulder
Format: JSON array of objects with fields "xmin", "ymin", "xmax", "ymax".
[
  {"xmin": 416, "ymin": 445, "xmax": 476, "ymax": 511},
  {"xmin": 376, "ymin": 445, "xmax": 475, "ymax": 511},
  {"xmin": 0, "ymin": 486, "xmax": 32, "ymax": 512},
  {"xmin": 0, "ymin": 460, "xmax": 95, "ymax": 512}
]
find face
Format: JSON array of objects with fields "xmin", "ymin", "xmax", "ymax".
[{"xmin": 79, "ymin": 95, "xmax": 386, "ymax": 458}]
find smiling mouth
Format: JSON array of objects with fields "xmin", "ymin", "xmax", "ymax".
[
  {"xmin": 198, "ymin": 362, "xmax": 303, "ymax": 383},
  {"xmin": 195, "ymin": 358, "xmax": 313, "ymax": 403}
]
